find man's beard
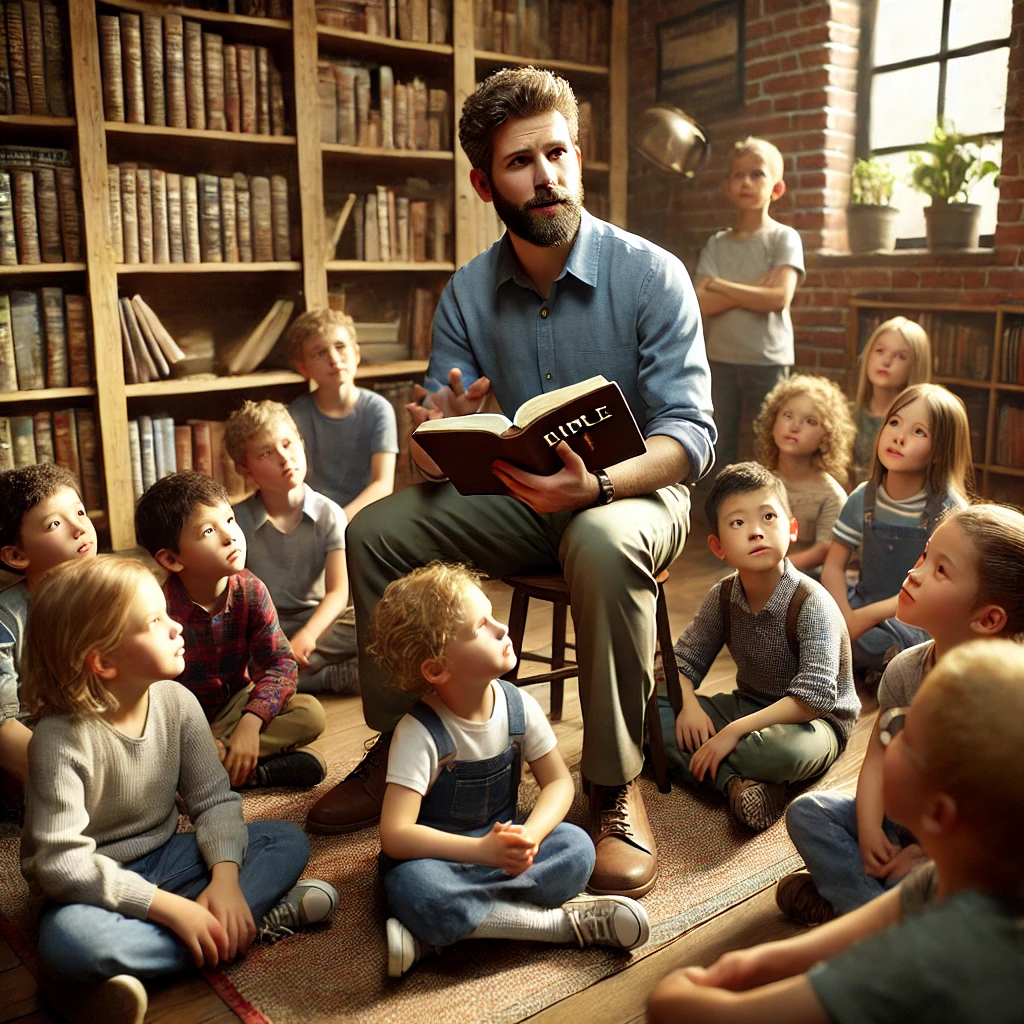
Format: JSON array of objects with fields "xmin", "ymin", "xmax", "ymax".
[{"xmin": 490, "ymin": 180, "xmax": 585, "ymax": 247}]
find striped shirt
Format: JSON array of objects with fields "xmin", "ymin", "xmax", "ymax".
[{"xmin": 832, "ymin": 481, "xmax": 965, "ymax": 549}]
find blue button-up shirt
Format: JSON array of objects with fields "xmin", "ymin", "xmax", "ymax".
[{"xmin": 427, "ymin": 209, "xmax": 717, "ymax": 483}]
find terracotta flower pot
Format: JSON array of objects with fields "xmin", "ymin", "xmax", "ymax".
[
  {"xmin": 924, "ymin": 203, "xmax": 982, "ymax": 250},
  {"xmin": 847, "ymin": 205, "xmax": 898, "ymax": 254}
]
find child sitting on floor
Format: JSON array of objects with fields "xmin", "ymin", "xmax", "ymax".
[
  {"xmin": 135, "ymin": 472, "xmax": 327, "ymax": 790},
  {"xmin": 753, "ymin": 374, "xmax": 855, "ymax": 576},
  {"xmin": 374, "ymin": 562, "xmax": 649, "ymax": 977},
  {"xmin": 226, "ymin": 400, "xmax": 359, "ymax": 695},
  {"xmin": 19, "ymin": 557, "xmax": 338, "ymax": 1024},
  {"xmin": 779, "ymin": 503, "xmax": 1024, "ymax": 924},
  {"xmin": 648, "ymin": 638, "xmax": 1024, "ymax": 1024},
  {"xmin": 661, "ymin": 462, "xmax": 860, "ymax": 831}
]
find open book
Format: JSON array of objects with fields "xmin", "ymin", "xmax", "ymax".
[{"xmin": 413, "ymin": 376, "xmax": 646, "ymax": 496}]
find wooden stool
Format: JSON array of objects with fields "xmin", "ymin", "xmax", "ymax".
[{"xmin": 500, "ymin": 569, "xmax": 684, "ymax": 793}]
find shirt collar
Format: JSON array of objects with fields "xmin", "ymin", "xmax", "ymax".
[
  {"xmin": 248, "ymin": 485, "xmax": 316, "ymax": 532},
  {"xmin": 163, "ymin": 568, "xmax": 241, "ymax": 619},
  {"xmin": 732, "ymin": 559, "xmax": 799, "ymax": 617},
  {"xmin": 493, "ymin": 207, "xmax": 601, "ymax": 295}
]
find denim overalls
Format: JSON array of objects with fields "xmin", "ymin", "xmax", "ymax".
[
  {"xmin": 381, "ymin": 680, "xmax": 594, "ymax": 947},
  {"xmin": 848, "ymin": 481, "xmax": 939, "ymax": 672}
]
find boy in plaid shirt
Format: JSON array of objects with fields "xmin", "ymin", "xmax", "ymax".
[{"xmin": 135, "ymin": 472, "xmax": 327, "ymax": 789}]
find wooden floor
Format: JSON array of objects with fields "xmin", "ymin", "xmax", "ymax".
[{"xmin": 1, "ymin": 537, "xmax": 875, "ymax": 1024}]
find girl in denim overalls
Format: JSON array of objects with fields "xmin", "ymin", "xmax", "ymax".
[
  {"xmin": 822, "ymin": 384, "xmax": 973, "ymax": 676},
  {"xmin": 368, "ymin": 563, "xmax": 651, "ymax": 977}
]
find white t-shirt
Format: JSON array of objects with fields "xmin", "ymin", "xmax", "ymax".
[{"xmin": 386, "ymin": 682, "xmax": 557, "ymax": 796}]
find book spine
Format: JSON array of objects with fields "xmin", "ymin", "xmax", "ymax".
[
  {"xmin": 40, "ymin": 284, "xmax": 67, "ymax": 388},
  {"xmin": 396, "ymin": 195, "xmax": 409, "ymax": 262},
  {"xmin": 119, "ymin": 164, "xmax": 139, "ymax": 265},
  {"xmin": 120, "ymin": 12, "xmax": 145, "ymax": 124},
  {"xmin": 0, "ymin": 1, "xmax": 12, "ymax": 115},
  {"xmin": 164, "ymin": 14, "xmax": 187, "ymax": 129},
  {"xmin": 161, "ymin": 416, "xmax": 177, "ymax": 476},
  {"xmin": 11, "ymin": 415, "xmax": 36, "ymax": 467},
  {"xmin": 142, "ymin": 13, "xmax": 166, "ymax": 126},
  {"xmin": 53, "ymin": 408, "xmax": 81, "ymax": 488},
  {"xmin": 150, "ymin": 168, "xmax": 169, "ymax": 264},
  {"xmin": 76, "ymin": 408, "xmax": 103, "ymax": 509},
  {"xmin": 197, "ymin": 172, "xmax": 222, "ymax": 262},
  {"xmin": 249, "ymin": 175, "xmax": 273, "ymax": 261},
  {"xmin": 22, "ymin": 0, "xmax": 46, "ymax": 115},
  {"xmin": 387, "ymin": 187, "xmax": 397, "ymax": 265},
  {"xmin": 270, "ymin": 174, "xmax": 289, "ymax": 261},
  {"xmin": 54, "ymin": 166, "xmax": 80, "ymax": 262},
  {"xmin": 11, "ymin": 169, "xmax": 40, "ymax": 264},
  {"xmin": 138, "ymin": 414, "xmax": 156, "ymax": 490},
  {"xmin": 175, "ymin": 424, "xmax": 193, "ymax": 473},
  {"xmin": 166, "ymin": 171, "xmax": 184, "ymax": 263},
  {"xmin": 0, "ymin": 293, "xmax": 15, "ymax": 391},
  {"xmin": 117, "ymin": 297, "xmax": 139, "ymax": 384},
  {"xmin": 34, "ymin": 166, "xmax": 62, "ymax": 263},
  {"xmin": 335, "ymin": 66, "xmax": 356, "ymax": 146},
  {"xmin": 0, "ymin": 172, "xmax": 15, "ymax": 265},
  {"xmin": 64, "ymin": 293, "xmax": 91, "ymax": 387},
  {"xmin": 191, "ymin": 420, "xmax": 212, "ymax": 476},
  {"xmin": 40, "ymin": 0, "xmax": 69, "ymax": 117},
  {"xmin": 204, "ymin": 32, "xmax": 226, "ymax": 131},
  {"xmin": 355, "ymin": 68, "xmax": 371, "ymax": 146},
  {"xmin": 363, "ymin": 191, "xmax": 378, "ymax": 261},
  {"xmin": 379, "ymin": 65, "xmax": 394, "ymax": 149},
  {"xmin": 234, "ymin": 172, "xmax": 252, "ymax": 262},
  {"xmin": 255, "ymin": 46, "xmax": 271, "ymax": 135},
  {"xmin": 270, "ymin": 65, "xmax": 286, "ymax": 136},
  {"xmin": 98, "ymin": 13, "xmax": 124, "ymax": 122},
  {"xmin": 223, "ymin": 43, "xmax": 240, "ymax": 132},
  {"xmin": 182, "ymin": 175, "xmax": 200, "ymax": 263},
  {"xmin": 33, "ymin": 410, "xmax": 54, "ymax": 464},
  {"xmin": 317, "ymin": 61, "xmax": 337, "ymax": 144},
  {"xmin": 184, "ymin": 20, "xmax": 206, "ymax": 130},
  {"xmin": 152, "ymin": 414, "xmax": 166, "ymax": 479},
  {"xmin": 219, "ymin": 175, "xmax": 238, "ymax": 262},
  {"xmin": 136, "ymin": 168, "xmax": 153, "ymax": 264},
  {"xmin": 0, "ymin": 419, "xmax": 11, "ymax": 471},
  {"xmin": 107, "ymin": 164, "xmax": 124, "ymax": 262},
  {"xmin": 6, "ymin": 1, "xmax": 31, "ymax": 115},
  {"xmin": 237, "ymin": 45, "xmax": 256, "ymax": 134},
  {"xmin": 127, "ymin": 419, "xmax": 143, "ymax": 500},
  {"xmin": 376, "ymin": 185, "xmax": 390, "ymax": 261}
]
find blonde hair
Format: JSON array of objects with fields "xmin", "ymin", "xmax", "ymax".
[
  {"xmin": 224, "ymin": 399, "xmax": 300, "ymax": 466},
  {"xmin": 368, "ymin": 562, "xmax": 484, "ymax": 694},
  {"xmin": 753, "ymin": 374, "xmax": 856, "ymax": 482},
  {"xmin": 869, "ymin": 383, "xmax": 973, "ymax": 502},
  {"xmin": 285, "ymin": 308, "xmax": 357, "ymax": 366},
  {"xmin": 21, "ymin": 557, "xmax": 154, "ymax": 720},
  {"xmin": 854, "ymin": 317, "xmax": 932, "ymax": 416},
  {"xmin": 729, "ymin": 136, "xmax": 784, "ymax": 183}
]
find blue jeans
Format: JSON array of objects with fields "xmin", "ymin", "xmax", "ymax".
[
  {"xmin": 710, "ymin": 361, "xmax": 789, "ymax": 467},
  {"xmin": 36, "ymin": 821, "xmax": 310, "ymax": 985},
  {"xmin": 384, "ymin": 821, "xmax": 595, "ymax": 947},
  {"xmin": 785, "ymin": 790, "xmax": 910, "ymax": 914}
]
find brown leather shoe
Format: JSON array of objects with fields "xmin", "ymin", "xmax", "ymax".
[
  {"xmin": 305, "ymin": 732, "xmax": 391, "ymax": 835},
  {"xmin": 586, "ymin": 779, "xmax": 659, "ymax": 898}
]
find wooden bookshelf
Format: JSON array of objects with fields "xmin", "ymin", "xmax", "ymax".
[
  {"xmin": 0, "ymin": 386, "xmax": 97, "ymax": 403},
  {"xmin": 115, "ymin": 262, "xmax": 303, "ymax": 274},
  {"xmin": 474, "ymin": 49, "xmax": 610, "ymax": 79},
  {"xmin": 98, "ymin": 0, "xmax": 292, "ymax": 39},
  {"xmin": 105, "ymin": 121, "xmax": 298, "ymax": 146},
  {"xmin": 0, "ymin": 263, "xmax": 88, "ymax": 275},
  {"xmin": 326, "ymin": 260, "xmax": 456, "ymax": 272}
]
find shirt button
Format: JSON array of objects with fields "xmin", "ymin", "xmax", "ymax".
[
  {"xmin": 540, "ymin": 307, "xmax": 549, "ymax": 318},
  {"xmin": 546, "ymin": 373, "xmax": 552, "ymax": 380}
]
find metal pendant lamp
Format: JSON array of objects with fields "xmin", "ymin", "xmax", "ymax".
[{"xmin": 631, "ymin": 104, "xmax": 709, "ymax": 178}]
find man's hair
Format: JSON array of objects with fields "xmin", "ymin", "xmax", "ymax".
[
  {"xmin": 729, "ymin": 136, "xmax": 784, "ymax": 183},
  {"xmin": 224, "ymin": 399, "xmax": 300, "ymax": 466},
  {"xmin": 914, "ymin": 638, "xmax": 1024, "ymax": 862},
  {"xmin": 21, "ymin": 556, "xmax": 153, "ymax": 720},
  {"xmin": 0, "ymin": 464, "xmax": 83, "ymax": 570},
  {"xmin": 134, "ymin": 472, "xmax": 231, "ymax": 556},
  {"xmin": 368, "ymin": 561, "xmax": 484, "ymax": 694},
  {"xmin": 284, "ymin": 308, "xmax": 357, "ymax": 366},
  {"xmin": 704, "ymin": 461, "xmax": 791, "ymax": 534},
  {"xmin": 458, "ymin": 66, "xmax": 579, "ymax": 175}
]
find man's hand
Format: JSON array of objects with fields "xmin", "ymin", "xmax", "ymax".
[
  {"xmin": 689, "ymin": 723, "xmax": 741, "ymax": 782},
  {"xmin": 407, "ymin": 367, "xmax": 492, "ymax": 424},
  {"xmin": 477, "ymin": 820, "xmax": 538, "ymax": 875},
  {"xmin": 197, "ymin": 864, "xmax": 256, "ymax": 961},
  {"xmin": 492, "ymin": 441, "xmax": 600, "ymax": 514},
  {"xmin": 289, "ymin": 627, "xmax": 317, "ymax": 669},
  {"xmin": 223, "ymin": 713, "xmax": 262, "ymax": 787},
  {"xmin": 859, "ymin": 827, "xmax": 899, "ymax": 878},
  {"xmin": 675, "ymin": 698, "xmax": 717, "ymax": 753}
]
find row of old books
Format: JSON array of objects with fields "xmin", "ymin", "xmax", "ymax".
[
  {"xmin": 994, "ymin": 402, "xmax": 1024, "ymax": 469},
  {"xmin": 108, "ymin": 164, "xmax": 292, "ymax": 264},
  {"xmin": 577, "ymin": 97, "xmax": 606, "ymax": 164},
  {"xmin": 474, "ymin": 0, "xmax": 609, "ymax": 65},
  {"xmin": 316, "ymin": 0, "xmax": 449, "ymax": 45},
  {"xmin": 99, "ymin": 11, "xmax": 287, "ymax": 134},
  {"xmin": 156, "ymin": 2, "xmax": 290, "ymax": 16},
  {"xmin": 0, "ymin": 287, "xmax": 91, "ymax": 392},
  {"xmin": 917, "ymin": 312, "xmax": 992, "ymax": 381},
  {"xmin": 0, "ymin": 146, "xmax": 81, "ymax": 265},
  {"xmin": 117, "ymin": 293, "xmax": 186, "ymax": 385},
  {"xmin": 317, "ymin": 61, "xmax": 449, "ymax": 151},
  {"xmin": 0, "ymin": 0, "xmax": 70, "ymax": 116},
  {"xmin": 0, "ymin": 407, "xmax": 103, "ymax": 510},
  {"xmin": 999, "ymin": 318, "xmax": 1024, "ymax": 385},
  {"xmin": 351, "ymin": 186, "xmax": 448, "ymax": 262},
  {"xmin": 128, "ymin": 415, "xmax": 251, "ymax": 502},
  {"xmin": 370, "ymin": 379, "xmax": 416, "ymax": 489}
]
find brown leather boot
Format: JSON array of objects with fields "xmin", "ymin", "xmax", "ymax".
[
  {"xmin": 305, "ymin": 732, "xmax": 391, "ymax": 835},
  {"xmin": 586, "ymin": 779, "xmax": 659, "ymax": 898}
]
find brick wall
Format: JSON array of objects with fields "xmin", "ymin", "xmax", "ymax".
[{"xmin": 628, "ymin": 0, "xmax": 1024, "ymax": 382}]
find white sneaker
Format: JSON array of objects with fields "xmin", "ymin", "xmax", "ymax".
[
  {"xmin": 257, "ymin": 878, "xmax": 339, "ymax": 943},
  {"xmin": 386, "ymin": 917, "xmax": 430, "ymax": 977},
  {"xmin": 563, "ymin": 893, "xmax": 651, "ymax": 950},
  {"xmin": 44, "ymin": 974, "xmax": 147, "ymax": 1024}
]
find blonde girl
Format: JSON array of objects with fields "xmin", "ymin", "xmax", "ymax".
[
  {"xmin": 20, "ymin": 557, "xmax": 332, "ymax": 1023},
  {"xmin": 753, "ymin": 374, "xmax": 856, "ymax": 574},
  {"xmin": 821, "ymin": 383, "xmax": 972, "ymax": 676},
  {"xmin": 851, "ymin": 317, "xmax": 931, "ymax": 484},
  {"xmin": 783, "ymin": 503, "xmax": 1024, "ymax": 924}
]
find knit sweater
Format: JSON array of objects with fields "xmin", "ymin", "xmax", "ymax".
[{"xmin": 21, "ymin": 680, "xmax": 247, "ymax": 920}]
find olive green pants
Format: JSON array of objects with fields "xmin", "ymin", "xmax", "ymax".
[{"xmin": 210, "ymin": 686, "xmax": 326, "ymax": 758}]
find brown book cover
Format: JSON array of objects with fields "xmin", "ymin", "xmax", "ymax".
[
  {"xmin": 334, "ymin": 65, "xmax": 357, "ymax": 146},
  {"xmin": 21, "ymin": 0, "xmax": 46, "ymax": 115},
  {"xmin": 33, "ymin": 410, "xmax": 54, "ymax": 463},
  {"xmin": 34, "ymin": 167, "xmax": 62, "ymax": 263},
  {"xmin": 40, "ymin": 284, "xmax": 66, "ymax": 387},
  {"xmin": 375, "ymin": 184, "xmax": 390, "ymax": 261},
  {"xmin": 120, "ymin": 13, "xmax": 145, "ymax": 124},
  {"xmin": 10, "ymin": 289, "xmax": 44, "ymax": 390},
  {"xmin": 397, "ymin": 0, "xmax": 412, "ymax": 40},
  {"xmin": 394, "ymin": 82, "xmax": 408, "ymax": 150},
  {"xmin": 237, "ymin": 45, "xmax": 257, "ymax": 133},
  {"xmin": 54, "ymin": 166, "xmax": 80, "ymax": 261},
  {"xmin": 0, "ymin": 2, "xmax": 13, "ymax": 115},
  {"xmin": 411, "ymin": 0, "xmax": 429, "ymax": 42},
  {"xmin": 130, "ymin": 298, "xmax": 169, "ymax": 378},
  {"xmin": 409, "ymin": 200, "xmax": 427, "ymax": 262},
  {"xmin": 151, "ymin": 168, "xmax": 169, "ymax": 263},
  {"xmin": 52, "ymin": 407, "xmax": 81, "ymax": 487},
  {"xmin": 354, "ymin": 67, "xmax": 371, "ymax": 147},
  {"xmin": 98, "ymin": 14, "xmax": 124, "ymax": 122},
  {"xmin": 410, "ymin": 286, "xmax": 435, "ymax": 359},
  {"xmin": 181, "ymin": 174, "xmax": 200, "ymax": 263},
  {"xmin": 429, "ymin": 0, "xmax": 449, "ymax": 43},
  {"xmin": 107, "ymin": 164, "xmax": 123, "ymax": 262},
  {"xmin": 270, "ymin": 65, "xmax": 286, "ymax": 136},
  {"xmin": 363, "ymin": 191, "xmax": 378, "ymax": 261},
  {"xmin": 219, "ymin": 175, "xmax": 238, "ymax": 262},
  {"xmin": 132, "ymin": 296, "xmax": 185, "ymax": 364},
  {"xmin": 117, "ymin": 299, "xmax": 139, "ymax": 384},
  {"xmin": 0, "ymin": 172, "xmax": 15, "ymax": 265},
  {"xmin": 256, "ymin": 47, "xmax": 271, "ymax": 135},
  {"xmin": 76, "ymin": 408, "xmax": 103, "ymax": 510},
  {"xmin": 183, "ymin": 20, "xmax": 205, "ymax": 130},
  {"xmin": 141, "ymin": 14, "xmax": 166, "ymax": 126},
  {"xmin": 10, "ymin": 415, "xmax": 36, "ymax": 467},
  {"xmin": 204, "ymin": 32, "xmax": 226, "ymax": 131},
  {"xmin": 136, "ymin": 167, "xmax": 153, "ymax": 263},
  {"xmin": 270, "ymin": 174, "xmax": 289, "ymax": 261},
  {"xmin": 11, "ymin": 169, "xmax": 40, "ymax": 264},
  {"xmin": 40, "ymin": 0, "xmax": 69, "ymax": 117},
  {"xmin": 396, "ymin": 195, "xmax": 409, "ymax": 262},
  {"xmin": 414, "ymin": 377, "xmax": 646, "ymax": 495},
  {"xmin": 250, "ymin": 175, "xmax": 273, "ymax": 261},
  {"xmin": 6, "ymin": 1, "xmax": 31, "ymax": 115},
  {"xmin": 164, "ymin": 14, "xmax": 187, "ymax": 129},
  {"xmin": 378, "ymin": 65, "xmax": 394, "ymax": 149},
  {"xmin": 175, "ymin": 424, "xmax": 193, "ymax": 473},
  {"xmin": 166, "ymin": 171, "xmax": 183, "ymax": 262},
  {"xmin": 234, "ymin": 172, "xmax": 252, "ymax": 262},
  {"xmin": 0, "ymin": 294, "xmax": 15, "ymax": 391},
  {"xmin": 412, "ymin": 77, "xmax": 428, "ymax": 150},
  {"xmin": 428, "ymin": 87, "xmax": 448, "ymax": 150},
  {"xmin": 223, "ymin": 43, "xmax": 240, "ymax": 132},
  {"xmin": 197, "ymin": 172, "xmax": 222, "ymax": 262},
  {"xmin": 64, "ymin": 293, "xmax": 91, "ymax": 387},
  {"xmin": 387, "ymin": 187, "xmax": 398, "ymax": 262},
  {"xmin": 119, "ymin": 164, "xmax": 139, "ymax": 264},
  {"xmin": 190, "ymin": 419, "xmax": 213, "ymax": 476},
  {"xmin": 121, "ymin": 296, "xmax": 158, "ymax": 381},
  {"xmin": 317, "ymin": 61, "xmax": 337, "ymax": 144}
]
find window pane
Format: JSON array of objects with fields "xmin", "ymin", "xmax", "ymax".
[
  {"xmin": 949, "ymin": 0, "xmax": 1012, "ymax": 49},
  {"xmin": 876, "ymin": 151, "xmax": 928, "ymax": 242},
  {"xmin": 874, "ymin": 0, "xmax": 942, "ymax": 65},
  {"xmin": 945, "ymin": 48, "xmax": 1009, "ymax": 137},
  {"xmin": 871, "ymin": 64, "xmax": 940, "ymax": 150},
  {"xmin": 973, "ymin": 140, "xmax": 1002, "ymax": 237}
]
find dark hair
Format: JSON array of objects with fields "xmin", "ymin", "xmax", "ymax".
[
  {"xmin": 458, "ymin": 66, "xmax": 579, "ymax": 175},
  {"xmin": 705, "ymin": 461, "xmax": 792, "ymax": 533},
  {"xmin": 0, "ymin": 464, "xmax": 83, "ymax": 564},
  {"xmin": 134, "ymin": 472, "xmax": 230, "ymax": 556}
]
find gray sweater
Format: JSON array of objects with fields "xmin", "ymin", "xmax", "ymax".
[{"xmin": 21, "ymin": 680, "xmax": 247, "ymax": 920}]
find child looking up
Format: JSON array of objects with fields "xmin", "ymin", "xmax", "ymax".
[
  {"xmin": 135, "ymin": 472, "xmax": 327, "ymax": 790},
  {"xmin": 662, "ymin": 463, "xmax": 859, "ymax": 831},
  {"xmin": 226, "ymin": 400, "xmax": 359, "ymax": 695},
  {"xmin": 850, "ymin": 317, "xmax": 931, "ymax": 485},
  {"xmin": 822, "ymin": 383, "xmax": 972, "ymax": 677},
  {"xmin": 286, "ymin": 309, "xmax": 398, "ymax": 523},
  {"xmin": 648, "ymin": 638, "xmax": 1024, "ymax": 1024},
  {"xmin": 375, "ymin": 563, "xmax": 649, "ymax": 978},
  {"xmin": 753, "ymin": 374, "xmax": 855, "ymax": 576},
  {"xmin": 19, "ymin": 557, "xmax": 337, "ymax": 1024},
  {"xmin": 696, "ymin": 137, "xmax": 805, "ymax": 467},
  {"xmin": 781, "ymin": 503, "xmax": 1024, "ymax": 925}
]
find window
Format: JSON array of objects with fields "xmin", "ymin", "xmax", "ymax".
[{"xmin": 858, "ymin": 0, "xmax": 1012, "ymax": 247}]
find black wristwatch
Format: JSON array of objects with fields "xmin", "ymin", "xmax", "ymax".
[{"xmin": 593, "ymin": 469, "xmax": 615, "ymax": 506}]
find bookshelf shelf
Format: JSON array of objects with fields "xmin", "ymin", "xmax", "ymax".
[
  {"xmin": 321, "ymin": 144, "xmax": 454, "ymax": 162},
  {"xmin": 474, "ymin": 49, "xmax": 610, "ymax": 80},
  {"xmin": 105, "ymin": 122, "xmax": 297, "ymax": 147},
  {"xmin": 317, "ymin": 25, "xmax": 454, "ymax": 62},
  {"xmin": 115, "ymin": 262, "xmax": 303, "ymax": 274},
  {"xmin": 586, "ymin": 161, "xmax": 610, "ymax": 173},
  {"xmin": 326, "ymin": 260, "xmax": 456, "ymax": 272},
  {"xmin": 355, "ymin": 359, "xmax": 429, "ymax": 379},
  {"xmin": 0, "ymin": 387, "xmax": 97, "ymax": 403},
  {"xmin": 0, "ymin": 114, "xmax": 76, "ymax": 129},
  {"xmin": 986, "ymin": 464, "xmax": 1024, "ymax": 477},
  {"xmin": 97, "ymin": 0, "xmax": 291, "ymax": 40},
  {"xmin": 125, "ymin": 370, "xmax": 304, "ymax": 397},
  {"xmin": 995, "ymin": 381, "xmax": 1024, "ymax": 394},
  {"xmin": 0, "ymin": 263, "xmax": 88, "ymax": 276}
]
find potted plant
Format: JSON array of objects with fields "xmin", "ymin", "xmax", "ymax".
[
  {"xmin": 848, "ymin": 157, "xmax": 898, "ymax": 253},
  {"xmin": 909, "ymin": 122, "xmax": 1000, "ymax": 250}
]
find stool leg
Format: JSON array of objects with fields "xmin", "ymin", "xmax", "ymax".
[
  {"xmin": 549, "ymin": 602, "xmax": 567, "ymax": 721},
  {"xmin": 503, "ymin": 590, "xmax": 530, "ymax": 682},
  {"xmin": 657, "ymin": 583, "xmax": 684, "ymax": 716},
  {"xmin": 646, "ymin": 688, "xmax": 670, "ymax": 794}
]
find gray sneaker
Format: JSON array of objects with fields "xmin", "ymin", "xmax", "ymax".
[
  {"xmin": 386, "ymin": 917, "xmax": 433, "ymax": 977},
  {"xmin": 257, "ymin": 878, "xmax": 339, "ymax": 943},
  {"xmin": 563, "ymin": 893, "xmax": 650, "ymax": 950}
]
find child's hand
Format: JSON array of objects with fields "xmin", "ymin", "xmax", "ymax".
[
  {"xmin": 149, "ymin": 889, "xmax": 229, "ymax": 968},
  {"xmin": 859, "ymin": 827, "xmax": 899, "ymax": 877},
  {"xmin": 689, "ymin": 725, "xmax": 741, "ymax": 782},
  {"xmin": 289, "ymin": 627, "xmax": 316, "ymax": 669},
  {"xmin": 197, "ymin": 868, "xmax": 256, "ymax": 961},
  {"xmin": 682, "ymin": 942, "xmax": 788, "ymax": 991},
  {"xmin": 215, "ymin": 738, "xmax": 227, "ymax": 763},
  {"xmin": 224, "ymin": 713, "xmax": 262, "ymax": 787},
  {"xmin": 675, "ymin": 699, "xmax": 717, "ymax": 753},
  {"xmin": 877, "ymin": 843, "xmax": 927, "ymax": 882},
  {"xmin": 478, "ymin": 820, "xmax": 537, "ymax": 875}
]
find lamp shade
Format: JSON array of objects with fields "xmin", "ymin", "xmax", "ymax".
[{"xmin": 631, "ymin": 104, "xmax": 708, "ymax": 178}]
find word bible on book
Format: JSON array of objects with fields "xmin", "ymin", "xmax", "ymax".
[{"xmin": 412, "ymin": 375, "xmax": 646, "ymax": 496}]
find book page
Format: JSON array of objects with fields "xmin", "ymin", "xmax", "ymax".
[
  {"xmin": 513, "ymin": 374, "xmax": 608, "ymax": 428},
  {"xmin": 414, "ymin": 413, "xmax": 512, "ymax": 435}
]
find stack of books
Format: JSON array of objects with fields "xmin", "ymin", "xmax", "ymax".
[
  {"xmin": 349, "ymin": 183, "xmax": 449, "ymax": 263},
  {"xmin": 474, "ymin": 0, "xmax": 610, "ymax": 64},
  {"xmin": 999, "ymin": 317, "xmax": 1024, "ymax": 385},
  {"xmin": 0, "ymin": 0, "xmax": 72, "ymax": 117},
  {"xmin": 316, "ymin": 0, "xmax": 449, "ymax": 44}
]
